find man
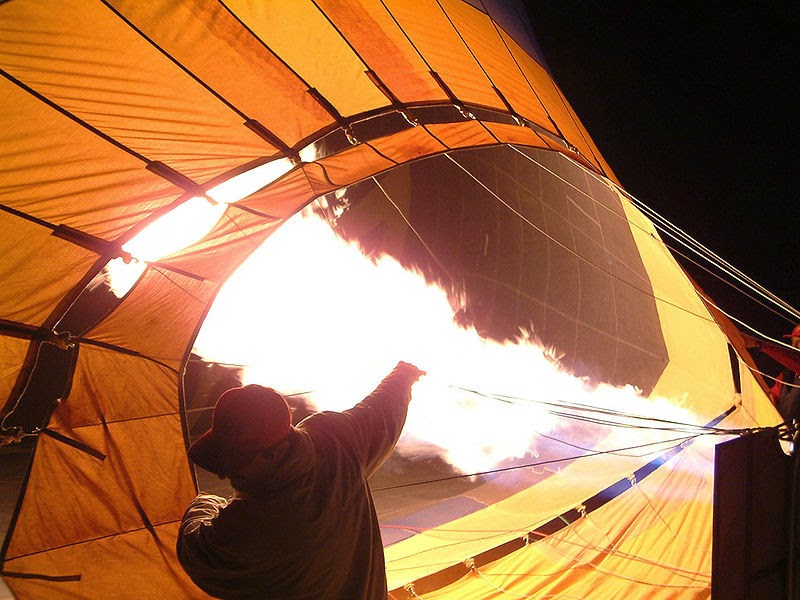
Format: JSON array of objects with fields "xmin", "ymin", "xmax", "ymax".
[
  {"xmin": 176, "ymin": 361, "xmax": 425, "ymax": 600},
  {"xmin": 770, "ymin": 324, "xmax": 800, "ymax": 423}
]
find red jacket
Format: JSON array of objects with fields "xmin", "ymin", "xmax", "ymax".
[{"xmin": 176, "ymin": 364, "xmax": 419, "ymax": 599}]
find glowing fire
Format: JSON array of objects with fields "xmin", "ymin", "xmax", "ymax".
[
  {"xmin": 105, "ymin": 197, "xmax": 225, "ymax": 296},
  {"xmin": 192, "ymin": 209, "xmax": 704, "ymax": 474},
  {"xmin": 104, "ymin": 158, "xmax": 294, "ymax": 297}
]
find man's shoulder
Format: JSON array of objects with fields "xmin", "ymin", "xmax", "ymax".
[
  {"xmin": 296, "ymin": 411, "xmax": 362, "ymax": 458},
  {"xmin": 297, "ymin": 409, "xmax": 347, "ymax": 433}
]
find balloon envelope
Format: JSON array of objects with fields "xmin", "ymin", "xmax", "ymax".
[{"xmin": 0, "ymin": 1, "xmax": 779, "ymax": 598}]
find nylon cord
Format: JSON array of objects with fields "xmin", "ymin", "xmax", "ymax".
[
  {"xmin": 508, "ymin": 145, "xmax": 800, "ymax": 330},
  {"xmin": 373, "ymin": 434, "xmax": 703, "ymax": 493}
]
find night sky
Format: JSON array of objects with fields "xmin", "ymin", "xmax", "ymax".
[{"xmin": 525, "ymin": 3, "xmax": 798, "ymax": 339}]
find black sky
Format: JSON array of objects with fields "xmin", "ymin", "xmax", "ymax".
[{"xmin": 525, "ymin": 3, "xmax": 798, "ymax": 339}]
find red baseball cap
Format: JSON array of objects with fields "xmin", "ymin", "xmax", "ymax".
[
  {"xmin": 783, "ymin": 324, "xmax": 800, "ymax": 339},
  {"xmin": 188, "ymin": 385, "xmax": 292, "ymax": 477}
]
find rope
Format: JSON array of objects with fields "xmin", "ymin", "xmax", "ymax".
[
  {"xmin": 508, "ymin": 145, "xmax": 800, "ymax": 332},
  {"xmin": 446, "ymin": 149, "xmax": 720, "ymax": 326},
  {"xmin": 628, "ymin": 194, "xmax": 800, "ymax": 323},
  {"xmin": 374, "ymin": 434, "xmax": 700, "ymax": 493},
  {"xmin": 454, "ymin": 386, "xmax": 748, "ymax": 436}
]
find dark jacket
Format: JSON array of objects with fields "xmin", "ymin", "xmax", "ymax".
[
  {"xmin": 176, "ymin": 364, "xmax": 419, "ymax": 599},
  {"xmin": 773, "ymin": 369, "xmax": 800, "ymax": 422}
]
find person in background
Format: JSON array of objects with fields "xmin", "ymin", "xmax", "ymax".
[
  {"xmin": 176, "ymin": 361, "xmax": 425, "ymax": 600},
  {"xmin": 770, "ymin": 324, "xmax": 800, "ymax": 423}
]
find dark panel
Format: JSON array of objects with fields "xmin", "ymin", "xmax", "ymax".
[
  {"xmin": 712, "ymin": 431, "xmax": 798, "ymax": 599},
  {"xmin": 319, "ymin": 146, "xmax": 668, "ymax": 392}
]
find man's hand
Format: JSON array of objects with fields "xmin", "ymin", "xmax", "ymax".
[{"xmin": 396, "ymin": 361, "xmax": 426, "ymax": 382}]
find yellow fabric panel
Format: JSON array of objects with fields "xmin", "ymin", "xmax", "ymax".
[
  {"xmin": 315, "ymin": 0, "xmax": 444, "ymax": 104},
  {"xmin": 315, "ymin": 145, "xmax": 395, "ymax": 189},
  {"xmin": 382, "ymin": 0, "xmax": 503, "ymax": 109},
  {"xmin": 4, "ymin": 414, "xmax": 194, "ymax": 560},
  {"xmin": 421, "ymin": 443, "xmax": 716, "ymax": 599},
  {"xmin": 619, "ymin": 196, "xmax": 742, "ymax": 419},
  {"xmin": 622, "ymin": 185, "xmax": 782, "ymax": 427},
  {"xmin": 47, "ymin": 345, "xmax": 178, "ymax": 430},
  {"xmin": 385, "ymin": 446, "xmax": 665, "ymax": 589},
  {"xmin": 3, "ymin": 523, "xmax": 209, "ymax": 600},
  {"xmin": 737, "ymin": 355, "xmax": 782, "ymax": 425},
  {"xmin": 439, "ymin": 0, "xmax": 552, "ymax": 126},
  {"xmin": 0, "ymin": 0, "xmax": 269, "ymax": 182},
  {"xmin": 224, "ymin": 0, "xmax": 387, "ymax": 118},
  {"xmin": 0, "ymin": 336, "xmax": 28, "ymax": 405},
  {"xmin": 649, "ymin": 313, "xmax": 735, "ymax": 420},
  {"xmin": 0, "ymin": 216, "xmax": 98, "ymax": 327},
  {"xmin": 387, "ymin": 165, "xmax": 777, "ymax": 594},
  {"xmin": 424, "ymin": 121, "xmax": 497, "ymax": 149},
  {"xmin": 239, "ymin": 168, "xmax": 318, "ymax": 219},
  {"xmin": 86, "ymin": 271, "xmax": 213, "ymax": 370},
  {"xmin": 367, "ymin": 124, "xmax": 448, "ymax": 164},
  {"xmin": 0, "ymin": 79, "xmax": 182, "ymax": 240},
  {"xmin": 556, "ymin": 444, "xmax": 713, "ymax": 596},
  {"xmin": 108, "ymin": 0, "xmax": 330, "ymax": 148}
]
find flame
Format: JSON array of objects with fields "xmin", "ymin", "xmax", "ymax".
[
  {"xmin": 194, "ymin": 209, "xmax": 707, "ymax": 474},
  {"xmin": 105, "ymin": 158, "xmax": 294, "ymax": 297},
  {"xmin": 104, "ymin": 197, "xmax": 226, "ymax": 297}
]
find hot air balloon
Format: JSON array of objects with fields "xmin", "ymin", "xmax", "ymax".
[{"xmin": 0, "ymin": 1, "xmax": 789, "ymax": 599}]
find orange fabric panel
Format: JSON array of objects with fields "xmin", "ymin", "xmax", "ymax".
[
  {"xmin": 0, "ymin": 217, "xmax": 98, "ymax": 327},
  {"xmin": 482, "ymin": 121, "xmax": 551, "ymax": 148},
  {"xmin": 3, "ymin": 523, "xmax": 210, "ymax": 600},
  {"xmin": 314, "ymin": 144, "xmax": 395, "ymax": 189},
  {"xmin": 369, "ymin": 122, "xmax": 552, "ymax": 169},
  {"xmin": 382, "ymin": 0, "xmax": 502, "ymax": 109},
  {"xmin": 439, "ymin": 0, "xmax": 552, "ymax": 127},
  {"xmin": 0, "ymin": 337, "xmax": 28, "ymax": 405},
  {"xmin": 298, "ymin": 162, "xmax": 339, "ymax": 198},
  {"xmin": 368, "ymin": 126, "xmax": 448, "ymax": 164},
  {"xmin": 560, "ymin": 97, "xmax": 620, "ymax": 185},
  {"xmin": 0, "ymin": 79, "xmax": 182, "ymax": 240},
  {"xmin": 499, "ymin": 30, "xmax": 615, "ymax": 181},
  {"xmin": 86, "ymin": 271, "xmax": 213, "ymax": 370},
  {"xmin": 224, "ymin": 0, "xmax": 387, "ymax": 118},
  {"xmin": 4, "ymin": 415, "xmax": 194, "ymax": 560},
  {"xmin": 238, "ymin": 168, "xmax": 318, "ymax": 219},
  {"xmin": 315, "ymin": 0, "xmax": 444, "ymax": 104},
  {"xmin": 108, "ymin": 0, "xmax": 331, "ymax": 149},
  {"xmin": 424, "ymin": 121, "xmax": 497, "ymax": 149},
  {"xmin": 0, "ymin": 0, "xmax": 269, "ymax": 182},
  {"xmin": 48, "ymin": 345, "xmax": 179, "ymax": 429},
  {"xmin": 246, "ymin": 126, "xmax": 551, "ymax": 218},
  {"xmin": 161, "ymin": 207, "xmax": 283, "ymax": 283}
]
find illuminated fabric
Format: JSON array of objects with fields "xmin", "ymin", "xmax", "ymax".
[{"xmin": 0, "ymin": 1, "xmax": 779, "ymax": 598}]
